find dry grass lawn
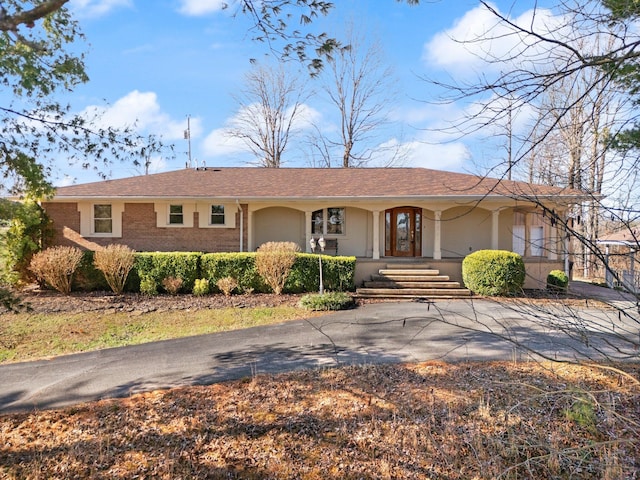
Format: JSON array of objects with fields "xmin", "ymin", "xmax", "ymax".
[{"xmin": 1, "ymin": 361, "xmax": 639, "ymax": 479}]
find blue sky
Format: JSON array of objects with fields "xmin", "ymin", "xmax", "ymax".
[{"xmin": 56, "ymin": 0, "xmax": 556, "ymax": 185}]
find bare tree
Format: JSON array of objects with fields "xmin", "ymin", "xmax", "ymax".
[
  {"xmin": 308, "ymin": 25, "xmax": 403, "ymax": 168},
  {"xmin": 226, "ymin": 63, "xmax": 309, "ymax": 167}
]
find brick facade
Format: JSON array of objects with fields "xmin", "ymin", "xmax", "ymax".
[{"xmin": 43, "ymin": 202, "xmax": 249, "ymax": 252}]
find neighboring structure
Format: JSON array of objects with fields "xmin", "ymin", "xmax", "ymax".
[
  {"xmin": 597, "ymin": 228, "xmax": 640, "ymax": 293},
  {"xmin": 43, "ymin": 167, "xmax": 585, "ymax": 288}
]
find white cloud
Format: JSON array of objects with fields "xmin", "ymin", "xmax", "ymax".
[
  {"xmin": 178, "ymin": 0, "xmax": 226, "ymax": 16},
  {"xmin": 81, "ymin": 90, "xmax": 197, "ymax": 141},
  {"xmin": 69, "ymin": 0, "xmax": 132, "ymax": 18},
  {"xmin": 203, "ymin": 128, "xmax": 247, "ymax": 157},
  {"xmin": 423, "ymin": 3, "xmax": 564, "ymax": 76},
  {"xmin": 402, "ymin": 138, "xmax": 472, "ymax": 171}
]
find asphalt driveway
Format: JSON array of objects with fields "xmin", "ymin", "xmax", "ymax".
[{"xmin": 1, "ymin": 296, "xmax": 638, "ymax": 415}]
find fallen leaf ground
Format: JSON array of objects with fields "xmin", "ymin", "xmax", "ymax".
[{"xmin": 1, "ymin": 361, "xmax": 639, "ymax": 479}]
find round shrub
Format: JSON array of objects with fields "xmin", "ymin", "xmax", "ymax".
[
  {"xmin": 462, "ymin": 250, "xmax": 525, "ymax": 296},
  {"xmin": 547, "ymin": 269, "xmax": 568, "ymax": 291},
  {"xmin": 299, "ymin": 291, "xmax": 355, "ymax": 311},
  {"xmin": 193, "ymin": 278, "xmax": 210, "ymax": 296}
]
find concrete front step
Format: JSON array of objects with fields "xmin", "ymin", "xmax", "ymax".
[
  {"xmin": 364, "ymin": 281, "xmax": 462, "ymax": 289},
  {"xmin": 373, "ymin": 274, "xmax": 451, "ymax": 282},
  {"xmin": 378, "ymin": 269, "xmax": 440, "ymax": 276},
  {"xmin": 385, "ymin": 264, "xmax": 432, "ymax": 270},
  {"xmin": 356, "ymin": 287, "xmax": 471, "ymax": 297}
]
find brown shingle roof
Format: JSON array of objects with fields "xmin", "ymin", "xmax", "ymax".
[{"xmin": 52, "ymin": 167, "xmax": 584, "ymax": 200}]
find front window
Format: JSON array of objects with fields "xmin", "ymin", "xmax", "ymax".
[
  {"xmin": 312, "ymin": 209, "xmax": 324, "ymax": 235},
  {"xmin": 169, "ymin": 205, "xmax": 184, "ymax": 224},
  {"xmin": 93, "ymin": 204, "xmax": 112, "ymax": 234},
  {"xmin": 210, "ymin": 205, "xmax": 225, "ymax": 225},
  {"xmin": 312, "ymin": 208, "xmax": 345, "ymax": 235}
]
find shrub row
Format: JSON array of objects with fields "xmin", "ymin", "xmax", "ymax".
[{"xmin": 73, "ymin": 251, "xmax": 356, "ymax": 294}]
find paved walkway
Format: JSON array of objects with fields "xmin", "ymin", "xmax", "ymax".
[
  {"xmin": 1, "ymin": 295, "xmax": 637, "ymax": 415},
  {"xmin": 569, "ymin": 279, "xmax": 637, "ymax": 305}
]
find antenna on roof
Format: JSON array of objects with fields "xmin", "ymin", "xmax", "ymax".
[{"xmin": 184, "ymin": 115, "xmax": 192, "ymax": 168}]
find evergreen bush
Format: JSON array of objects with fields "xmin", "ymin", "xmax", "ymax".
[
  {"xmin": 462, "ymin": 249, "xmax": 525, "ymax": 296},
  {"xmin": 133, "ymin": 252, "xmax": 200, "ymax": 293},
  {"xmin": 193, "ymin": 278, "xmax": 210, "ymax": 296},
  {"xmin": 299, "ymin": 292, "xmax": 355, "ymax": 311},
  {"xmin": 547, "ymin": 269, "xmax": 569, "ymax": 292}
]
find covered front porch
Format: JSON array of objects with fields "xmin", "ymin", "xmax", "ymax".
[{"xmin": 246, "ymin": 201, "xmax": 568, "ymax": 290}]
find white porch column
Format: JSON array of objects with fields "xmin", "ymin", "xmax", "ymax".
[
  {"xmin": 305, "ymin": 211, "xmax": 313, "ymax": 253},
  {"xmin": 548, "ymin": 220, "xmax": 558, "ymax": 260},
  {"xmin": 433, "ymin": 210, "xmax": 442, "ymax": 260},
  {"xmin": 247, "ymin": 210, "xmax": 254, "ymax": 251},
  {"xmin": 491, "ymin": 209, "xmax": 500, "ymax": 250},
  {"xmin": 372, "ymin": 210, "xmax": 380, "ymax": 259}
]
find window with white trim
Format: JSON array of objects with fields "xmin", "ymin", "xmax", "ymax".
[
  {"xmin": 93, "ymin": 204, "xmax": 112, "ymax": 234},
  {"xmin": 311, "ymin": 207, "xmax": 345, "ymax": 235},
  {"xmin": 530, "ymin": 225, "xmax": 545, "ymax": 256},
  {"xmin": 210, "ymin": 205, "xmax": 225, "ymax": 225},
  {"xmin": 169, "ymin": 205, "xmax": 184, "ymax": 225},
  {"xmin": 512, "ymin": 210, "xmax": 546, "ymax": 257}
]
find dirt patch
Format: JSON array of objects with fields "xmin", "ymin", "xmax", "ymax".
[
  {"xmin": 10, "ymin": 288, "xmax": 307, "ymax": 314},
  {"xmin": 5, "ymin": 285, "xmax": 616, "ymax": 315}
]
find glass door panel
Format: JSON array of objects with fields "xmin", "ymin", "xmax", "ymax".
[{"xmin": 385, "ymin": 207, "xmax": 422, "ymax": 257}]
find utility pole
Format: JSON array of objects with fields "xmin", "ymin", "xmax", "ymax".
[{"xmin": 184, "ymin": 115, "xmax": 192, "ymax": 168}]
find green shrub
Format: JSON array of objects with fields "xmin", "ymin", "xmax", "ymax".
[
  {"xmin": 255, "ymin": 242, "xmax": 300, "ymax": 295},
  {"xmin": 287, "ymin": 254, "xmax": 356, "ymax": 293},
  {"xmin": 73, "ymin": 251, "xmax": 110, "ymax": 291},
  {"xmin": 547, "ymin": 269, "xmax": 569, "ymax": 291},
  {"xmin": 133, "ymin": 252, "xmax": 200, "ymax": 293},
  {"xmin": 140, "ymin": 276, "xmax": 158, "ymax": 296},
  {"xmin": 300, "ymin": 292, "xmax": 355, "ymax": 311},
  {"xmin": 193, "ymin": 278, "xmax": 210, "ymax": 296},
  {"xmin": 29, "ymin": 246, "xmax": 84, "ymax": 295},
  {"xmin": 201, "ymin": 253, "xmax": 265, "ymax": 293},
  {"xmin": 201, "ymin": 252, "xmax": 356, "ymax": 294},
  {"xmin": 0, "ymin": 200, "xmax": 51, "ymax": 285},
  {"xmin": 462, "ymin": 249, "xmax": 525, "ymax": 296}
]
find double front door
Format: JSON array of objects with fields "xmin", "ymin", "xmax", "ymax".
[{"xmin": 385, "ymin": 207, "xmax": 422, "ymax": 257}]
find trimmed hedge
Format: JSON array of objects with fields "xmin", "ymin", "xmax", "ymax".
[
  {"xmin": 73, "ymin": 251, "xmax": 110, "ymax": 291},
  {"xmin": 72, "ymin": 250, "xmax": 357, "ymax": 294},
  {"xmin": 462, "ymin": 249, "xmax": 525, "ymax": 296},
  {"xmin": 200, "ymin": 253, "xmax": 266, "ymax": 293},
  {"xmin": 133, "ymin": 252, "xmax": 201, "ymax": 294},
  {"xmin": 201, "ymin": 252, "xmax": 356, "ymax": 294},
  {"xmin": 547, "ymin": 269, "xmax": 569, "ymax": 291}
]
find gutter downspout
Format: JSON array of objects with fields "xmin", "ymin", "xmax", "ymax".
[{"xmin": 236, "ymin": 200, "xmax": 243, "ymax": 252}]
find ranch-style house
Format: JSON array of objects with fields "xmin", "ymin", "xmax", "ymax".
[{"xmin": 42, "ymin": 167, "xmax": 585, "ymax": 289}]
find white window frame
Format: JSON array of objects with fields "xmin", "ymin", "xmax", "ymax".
[
  {"xmin": 210, "ymin": 205, "xmax": 225, "ymax": 225},
  {"xmin": 169, "ymin": 204, "xmax": 184, "ymax": 225},
  {"xmin": 197, "ymin": 203, "xmax": 236, "ymax": 228},
  {"xmin": 530, "ymin": 225, "xmax": 545, "ymax": 257},
  {"xmin": 154, "ymin": 203, "xmax": 195, "ymax": 228},
  {"xmin": 512, "ymin": 225, "xmax": 526, "ymax": 256},
  {"xmin": 78, "ymin": 202, "xmax": 124, "ymax": 238},
  {"xmin": 93, "ymin": 204, "xmax": 113, "ymax": 234}
]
